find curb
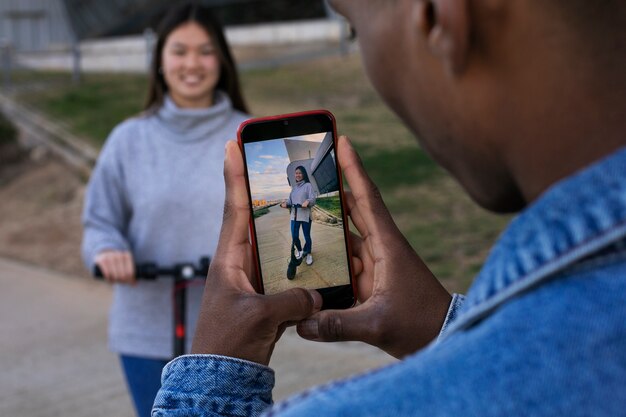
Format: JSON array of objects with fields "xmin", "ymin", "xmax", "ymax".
[
  {"xmin": 312, "ymin": 205, "xmax": 343, "ymax": 227},
  {"xmin": 0, "ymin": 92, "xmax": 97, "ymax": 178}
]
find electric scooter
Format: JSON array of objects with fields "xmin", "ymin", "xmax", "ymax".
[
  {"xmin": 286, "ymin": 203, "xmax": 304, "ymax": 280},
  {"xmin": 93, "ymin": 257, "xmax": 209, "ymax": 358}
]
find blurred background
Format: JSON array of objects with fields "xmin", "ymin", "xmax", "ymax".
[{"xmin": 0, "ymin": 0, "xmax": 509, "ymax": 416}]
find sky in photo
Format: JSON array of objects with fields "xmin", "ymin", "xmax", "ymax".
[{"xmin": 245, "ymin": 133, "xmax": 324, "ymax": 201}]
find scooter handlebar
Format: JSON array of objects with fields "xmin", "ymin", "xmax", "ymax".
[
  {"xmin": 93, "ymin": 262, "xmax": 159, "ymax": 280},
  {"xmin": 92, "ymin": 256, "xmax": 209, "ymax": 281}
]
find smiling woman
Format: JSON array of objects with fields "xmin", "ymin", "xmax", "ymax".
[
  {"xmin": 80, "ymin": 3, "xmax": 250, "ymax": 417},
  {"xmin": 144, "ymin": 2, "xmax": 247, "ymax": 113},
  {"xmin": 160, "ymin": 22, "xmax": 221, "ymax": 108}
]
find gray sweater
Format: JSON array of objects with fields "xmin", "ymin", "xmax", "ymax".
[
  {"xmin": 287, "ymin": 181, "xmax": 316, "ymax": 222},
  {"xmin": 82, "ymin": 92, "xmax": 248, "ymax": 359}
]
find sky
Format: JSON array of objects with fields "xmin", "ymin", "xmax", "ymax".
[
  {"xmin": 244, "ymin": 138, "xmax": 291, "ymax": 201},
  {"xmin": 244, "ymin": 134, "xmax": 324, "ymax": 201}
]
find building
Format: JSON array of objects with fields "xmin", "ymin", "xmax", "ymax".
[
  {"xmin": 0, "ymin": 0, "xmax": 347, "ymax": 74},
  {"xmin": 252, "ymin": 199, "xmax": 268, "ymax": 208},
  {"xmin": 284, "ymin": 132, "xmax": 338, "ymax": 197},
  {"xmin": 0, "ymin": 0, "xmax": 73, "ymax": 52},
  {"xmin": 0, "ymin": 0, "xmax": 331, "ymax": 52}
]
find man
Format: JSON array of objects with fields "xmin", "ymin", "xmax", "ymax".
[{"xmin": 153, "ymin": 0, "xmax": 626, "ymax": 415}]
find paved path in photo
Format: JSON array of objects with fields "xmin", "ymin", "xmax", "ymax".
[
  {"xmin": 0, "ymin": 256, "xmax": 395, "ymax": 417},
  {"xmin": 255, "ymin": 205, "xmax": 350, "ymax": 295}
]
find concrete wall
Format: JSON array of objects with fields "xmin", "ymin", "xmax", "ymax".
[{"xmin": 227, "ymin": 19, "xmax": 341, "ymax": 45}]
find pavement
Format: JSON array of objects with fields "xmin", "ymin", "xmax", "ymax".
[
  {"xmin": 0, "ymin": 256, "xmax": 395, "ymax": 417},
  {"xmin": 256, "ymin": 205, "xmax": 350, "ymax": 295}
]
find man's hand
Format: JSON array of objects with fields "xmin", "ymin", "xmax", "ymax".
[
  {"xmin": 95, "ymin": 250, "xmax": 136, "ymax": 284},
  {"xmin": 302, "ymin": 200, "xmax": 309, "ymax": 208},
  {"xmin": 297, "ymin": 136, "xmax": 452, "ymax": 359},
  {"xmin": 191, "ymin": 141, "xmax": 323, "ymax": 366}
]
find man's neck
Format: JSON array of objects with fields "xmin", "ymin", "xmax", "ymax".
[{"xmin": 505, "ymin": 86, "xmax": 625, "ymax": 204}]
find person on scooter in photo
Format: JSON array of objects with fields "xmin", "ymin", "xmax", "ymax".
[{"xmin": 280, "ymin": 166, "xmax": 316, "ymax": 266}]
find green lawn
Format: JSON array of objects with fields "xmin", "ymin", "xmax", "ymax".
[
  {"xmin": 316, "ymin": 195, "xmax": 342, "ymax": 219},
  {"xmin": 253, "ymin": 207, "xmax": 270, "ymax": 218},
  {"xmin": 11, "ymin": 55, "xmax": 511, "ymax": 292},
  {"xmin": 16, "ymin": 72, "xmax": 148, "ymax": 147}
]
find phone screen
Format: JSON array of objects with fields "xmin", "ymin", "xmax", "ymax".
[{"xmin": 239, "ymin": 111, "xmax": 354, "ymax": 309}]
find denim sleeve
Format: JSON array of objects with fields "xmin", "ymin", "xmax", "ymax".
[
  {"xmin": 152, "ymin": 354, "xmax": 274, "ymax": 417},
  {"xmin": 436, "ymin": 293, "xmax": 466, "ymax": 342}
]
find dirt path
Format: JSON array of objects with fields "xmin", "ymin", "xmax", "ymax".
[
  {"xmin": 0, "ymin": 255, "xmax": 395, "ymax": 417},
  {"xmin": 0, "ymin": 154, "xmax": 87, "ymax": 278},
  {"xmin": 0, "ymin": 257, "xmax": 133, "ymax": 417}
]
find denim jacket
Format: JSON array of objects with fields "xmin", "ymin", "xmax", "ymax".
[{"xmin": 153, "ymin": 147, "xmax": 626, "ymax": 416}]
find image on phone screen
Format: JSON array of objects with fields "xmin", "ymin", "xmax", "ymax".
[{"xmin": 243, "ymin": 131, "xmax": 352, "ymax": 297}]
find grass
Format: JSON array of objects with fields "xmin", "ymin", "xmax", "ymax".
[
  {"xmin": 10, "ymin": 55, "xmax": 511, "ymax": 292},
  {"xmin": 16, "ymin": 71, "xmax": 148, "ymax": 147},
  {"xmin": 356, "ymin": 144, "xmax": 443, "ymax": 191},
  {"xmin": 253, "ymin": 207, "xmax": 270, "ymax": 218},
  {"xmin": 316, "ymin": 196, "xmax": 342, "ymax": 219}
]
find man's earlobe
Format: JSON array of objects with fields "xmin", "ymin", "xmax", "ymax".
[{"xmin": 425, "ymin": 0, "xmax": 470, "ymax": 76}]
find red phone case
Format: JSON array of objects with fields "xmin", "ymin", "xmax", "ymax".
[{"xmin": 237, "ymin": 110, "xmax": 356, "ymax": 303}]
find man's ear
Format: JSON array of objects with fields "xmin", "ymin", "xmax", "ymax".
[{"xmin": 415, "ymin": 0, "xmax": 470, "ymax": 75}]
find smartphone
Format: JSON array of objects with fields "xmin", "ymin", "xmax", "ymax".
[{"xmin": 237, "ymin": 110, "xmax": 356, "ymax": 309}]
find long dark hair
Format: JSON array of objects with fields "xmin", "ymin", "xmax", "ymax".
[
  {"xmin": 144, "ymin": 2, "xmax": 248, "ymax": 113},
  {"xmin": 295, "ymin": 166, "xmax": 310, "ymax": 183}
]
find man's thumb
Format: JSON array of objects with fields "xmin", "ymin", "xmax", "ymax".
[
  {"xmin": 296, "ymin": 306, "xmax": 371, "ymax": 343},
  {"xmin": 265, "ymin": 288, "xmax": 323, "ymax": 324}
]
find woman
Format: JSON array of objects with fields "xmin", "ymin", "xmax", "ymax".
[
  {"xmin": 81, "ymin": 3, "xmax": 249, "ymax": 416},
  {"xmin": 281, "ymin": 166, "xmax": 317, "ymax": 265}
]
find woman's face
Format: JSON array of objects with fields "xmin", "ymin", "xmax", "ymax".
[
  {"xmin": 162, "ymin": 21, "xmax": 221, "ymax": 108},
  {"xmin": 295, "ymin": 169, "xmax": 303, "ymax": 182}
]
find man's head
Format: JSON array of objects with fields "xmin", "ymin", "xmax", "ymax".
[{"xmin": 330, "ymin": 0, "xmax": 625, "ymax": 213}]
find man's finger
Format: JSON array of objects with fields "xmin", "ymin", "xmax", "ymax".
[
  {"xmin": 344, "ymin": 191, "xmax": 370, "ymax": 239},
  {"xmin": 264, "ymin": 288, "xmax": 323, "ymax": 324},
  {"xmin": 218, "ymin": 140, "xmax": 251, "ymax": 253},
  {"xmin": 348, "ymin": 232, "xmax": 364, "ymax": 275},
  {"xmin": 338, "ymin": 136, "xmax": 397, "ymax": 235},
  {"xmin": 296, "ymin": 304, "xmax": 377, "ymax": 345}
]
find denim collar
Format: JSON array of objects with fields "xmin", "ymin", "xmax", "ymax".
[{"xmin": 443, "ymin": 146, "xmax": 626, "ymax": 337}]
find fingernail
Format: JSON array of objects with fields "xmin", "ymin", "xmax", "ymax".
[
  {"xmin": 298, "ymin": 319, "xmax": 319, "ymax": 339},
  {"xmin": 309, "ymin": 290, "xmax": 323, "ymax": 311}
]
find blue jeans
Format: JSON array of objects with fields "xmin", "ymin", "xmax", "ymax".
[
  {"xmin": 120, "ymin": 355, "xmax": 169, "ymax": 417},
  {"xmin": 291, "ymin": 220, "xmax": 312, "ymax": 254}
]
